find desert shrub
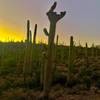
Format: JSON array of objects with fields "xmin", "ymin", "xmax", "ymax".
[
  {"xmin": 78, "ymin": 67, "xmax": 93, "ymax": 89},
  {"xmin": 79, "ymin": 67, "xmax": 93, "ymax": 77},
  {"xmin": 66, "ymin": 75, "xmax": 80, "ymax": 88},
  {"xmin": 24, "ymin": 76, "xmax": 40, "ymax": 89},
  {"xmin": 83, "ymin": 76, "xmax": 91, "ymax": 90},
  {"xmin": 91, "ymin": 71, "xmax": 100, "ymax": 81},
  {"xmin": 13, "ymin": 77, "xmax": 25, "ymax": 88},
  {"xmin": 2, "ymin": 57, "xmax": 17, "ymax": 68},
  {"xmin": 53, "ymin": 72, "xmax": 67, "ymax": 86},
  {"xmin": 1, "ymin": 88, "xmax": 27, "ymax": 100},
  {"xmin": 0, "ymin": 79, "xmax": 13, "ymax": 91},
  {"xmin": 96, "ymin": 79, "xmax": 100, "ymax": 89},
  {"xmin": 0, "ymin": 56, "xmax": 17, "ymax": 75},
  {"xmin": 93, "ymin": 71, "xmax": 100, "ymax": 89},
  {"xmin": 0, "ymin": 66, "xmax": 16, "ymax": 75}
]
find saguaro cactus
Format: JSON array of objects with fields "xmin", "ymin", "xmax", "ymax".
[
  {"xmin": 29, "ymin": 30, "xmax": 32, "ymax": 43},
  {"xmin": 85, "ymin": 43, "xmax": 88, "ymax": 57},
  {"xmin": 67, "ymin": 36, "xmax": 74, "ymax": 83},
  {"xmin": 43, "ymin": 2, "xmax": 66, "ymax": 99},
  {"xmin": 33, "ymin": 24, "xmax": 37, "ymax": 44},
  {"xmin": 26, "ymin": 20, "xmax": 30, "ymax": 42},
  {"xmin": 91, "ymin": 43, "xmax": 95, "ymax": 57},
  {"xmin": 85, "ymin": 42, "xmax": 89, "ymax": 67}
]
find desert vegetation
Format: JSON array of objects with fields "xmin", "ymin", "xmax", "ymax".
[{"xmin": 0, "ymin": 2, "xmax": 100, "ymax": 100}]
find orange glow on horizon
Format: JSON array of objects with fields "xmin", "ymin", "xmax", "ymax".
[
  {"xmin": 0, "ymin": 24, "xmax": 47, "ymax": 43},
  {"xmin": 0, "ymin": 23, "xmax": 24, "ymax": 42}
]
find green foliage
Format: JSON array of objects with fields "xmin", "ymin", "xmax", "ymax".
[
  {"xmin": 78, "ymin": 67, "xmax": 94, "ymax": 90},
  {"xmin": 53, "ymin": 71, "xmax": 66, "ymax": 85}
]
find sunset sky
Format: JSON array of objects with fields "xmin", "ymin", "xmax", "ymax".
[{"xmin": 0, "ymin": 0, "xmax": 100, "ymax": 45}]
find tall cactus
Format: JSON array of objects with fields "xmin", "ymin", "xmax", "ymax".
[
  {"xmin": 85, "ymin": 42, "xmax": 89, "ymax": 67},
  {"xmin": 43, "ymin": 2, "xmax": 66, "ymax": 99},
  {"xmin": 85, "ymin": 43, "xmax": 88, "ymax": 57},
  {"xmin": 67, "ymin": 36, "xmax": 74, "ymax": 83},
  {"xmin": 24, "ymin": 20, "xmax": 30, "ymax": 87},
  {"xmin": 91, "ymin": 43, "xmax": 95, "ymax": 57},
  {"xmin": 29, "ymin": 30, "xmax": 32, "ymax": 43},
  {"xmin": 33, "ymin": 24, "xmax": 37, "ymax": 44},
  {"xmin": 26, "ymin": 20, "xmax": 30, "ymax": 42}
]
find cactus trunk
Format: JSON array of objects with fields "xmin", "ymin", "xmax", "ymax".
[{"xmin": 44, "ymin": 22, "xmax": 56, "ymax": 97}]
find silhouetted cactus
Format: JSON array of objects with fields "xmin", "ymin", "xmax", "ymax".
[
  {"xmin": 40, "ymin": 51, "xmax": 46, "ymax": 86},
  {"xmin": 33, "ymin": 24, "xmax": 37, "ymax": 44},
  {"xmin": 85, "ymin": 43, "xmax": 88, "ymax": 57},
  {"xmin": 67, "ymin": 36, "xmax": 74, "ymax": 83},
  {"xmin": 26, "ymin": 20, "xmax": 30, "ymax": 42},
  {"xmin": 29, "ymin": 30, "xmax": 32, "ymax": 43},
  {"xmin": 43, "ymin": 28, "xmax": 49, "ymax": 36},
  {"xmin": 91, "ymin": 43, "xmax": 95, "ymax": 57},
  {"xmin": 85, "ymin": 42, "xmax": 89, "ymax": 67},
  {"xmin": 43, "ymin": 2, "xmax": 66, "ymax": 99}
]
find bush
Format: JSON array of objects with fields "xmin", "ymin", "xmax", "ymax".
[{"xmin": 53, "ymin": 72, "xmax": 67, "ymax": 86}]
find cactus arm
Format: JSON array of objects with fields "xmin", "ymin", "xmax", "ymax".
[
  {"xmin": 49, "ymin": 2, "xmax": 57, "ymax": 12},
  {"xmin": 43, "ymin": 28, "xmax": 49, "ymax": 36}
]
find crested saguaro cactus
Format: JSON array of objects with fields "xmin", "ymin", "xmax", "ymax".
[
  {"xmin": 43, "ymin": 2, "xmax": 66, "ymax": 99},
  {"xmin": 26, "ymin": 20, "xmax": 30, "ymax": 42},
  {"xmin": 33, "ymin": 24, "xmax": 37, "ymax": 44}
]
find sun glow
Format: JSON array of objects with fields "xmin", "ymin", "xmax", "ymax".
[
  {"xmin": 0, "ymin": 24, "xmax": 47, "ymax": 43},
  {"xmin": 0, "ymin": 24, "xmax": 25, "ymax": 42}
]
